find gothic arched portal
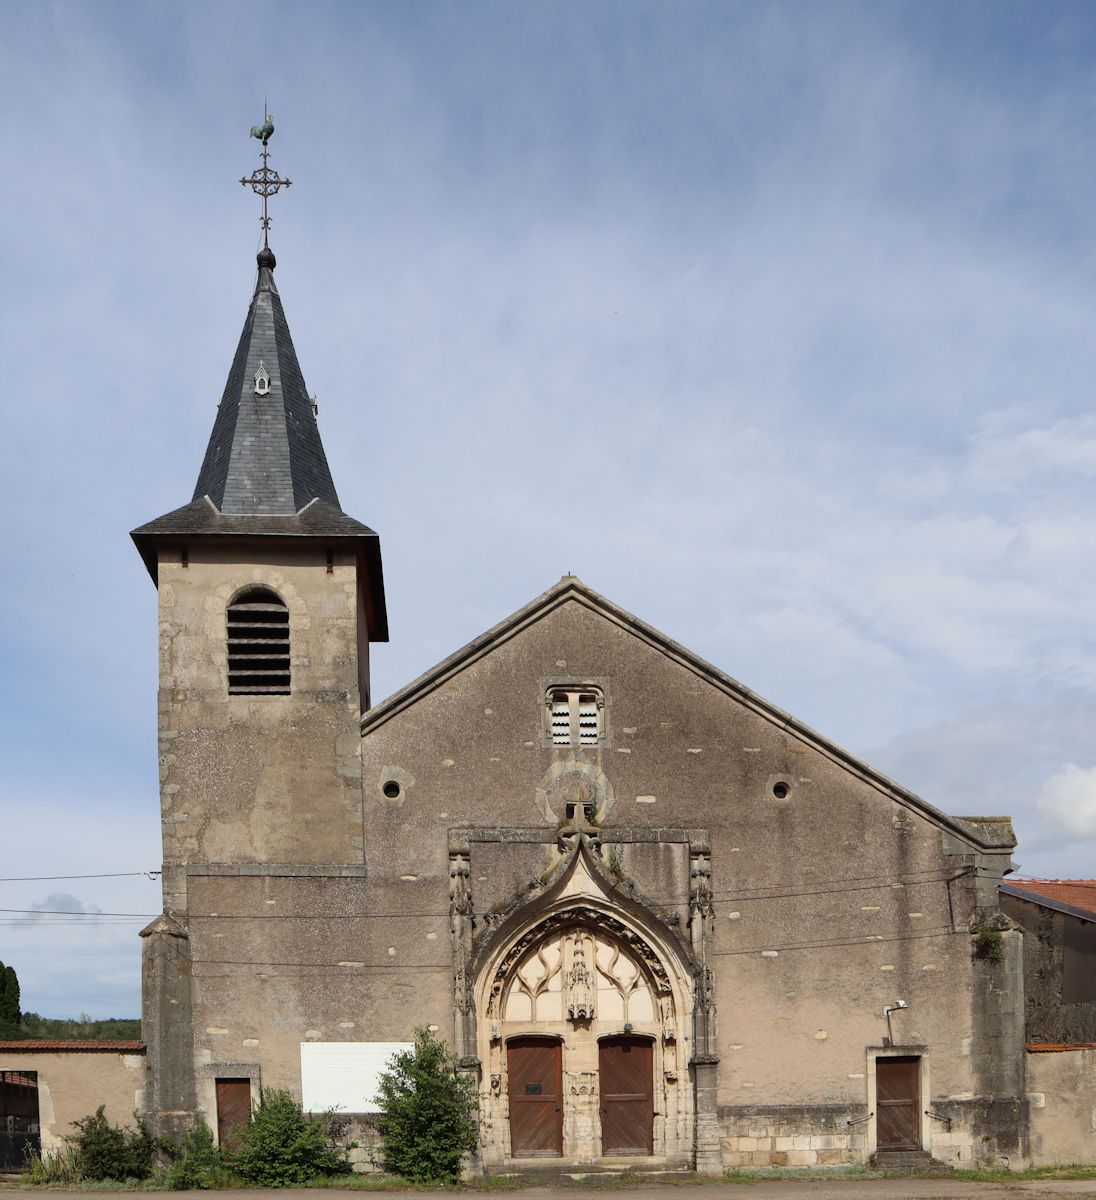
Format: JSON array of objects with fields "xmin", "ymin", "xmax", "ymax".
[{"xmin": 470, "ymin": 844, "xmax": 698, "ymax": 1167}]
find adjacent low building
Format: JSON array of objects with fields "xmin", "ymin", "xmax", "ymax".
[
  {"xmin": 999, "ymin": 880, "xmax": 1096, "ymax": 1046},
  {"xmin": 0, "ymin": 1042, "xmax": 146, "ymax": 1168}
]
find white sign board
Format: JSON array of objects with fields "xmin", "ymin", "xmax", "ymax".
[{"xmin": 300, "ymin": 1042, "xmax": 412, "ymax": 1114}]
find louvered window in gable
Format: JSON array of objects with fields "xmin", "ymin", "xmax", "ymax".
[
  {"xmin": 546, "ymin": 688, "xmax": 604, "ymax": 746},
  {"xmin": 227, "ymin": 587, "xmax": 291, "ymax": 695}
]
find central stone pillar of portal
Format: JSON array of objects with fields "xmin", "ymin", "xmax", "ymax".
[{"xmin": 563, "ymin": 1027, "xmax": 599, "ymax": 1160}]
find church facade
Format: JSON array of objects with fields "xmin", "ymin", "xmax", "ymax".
[{"xmin": 131, "ymin": 241, "xmax": 1030, "ymax": 1172}]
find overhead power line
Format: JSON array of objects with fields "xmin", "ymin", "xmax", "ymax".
[
  {"xmin": 0, "ymin": 915, "xmax": 144, "ymax": 923},
  {"xmin": 0, "ymin": 861, "xmax": 1003, "ymax": 930},
  {"xmin": 0, "ymin": 866, "xmax": 971, "ymax": 922},
  {"xmin": 0, "ymin": 908, "xmax": 155, "ymax": 918},
  {"xmin": 0, "ymin": 871, "xmax": 161, "ymax": 883},
  {"xmin": 187, "ymin": 924, "xmax": 965, "ymax": 974},
  {"xmin": 699, "ymin": 873, "xmax": 964, "ymax": 905},
  {"xmin": 707, "ymin": 924, "xmax": 962, "ymax": 957},
  {"xmin": 0, "ymin": 860, "xmax": 991, "ymax": 903}
]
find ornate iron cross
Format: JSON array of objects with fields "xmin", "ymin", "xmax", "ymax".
[{"xmin": 240, "ymin": 102, "xmax": 292, "ymax": 249}]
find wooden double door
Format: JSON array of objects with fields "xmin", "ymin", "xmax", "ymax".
[{"xmin": 507, "ymin": 1035, "xmax": 654, "ymax": 1158}]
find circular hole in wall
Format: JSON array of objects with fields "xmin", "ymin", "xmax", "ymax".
[
  {"xmin": 772, "ymin": 781, "xmax": 790, "ymax": 799},
  {"xmin": 382, "ymin": 780, "xmax": 401, "ymax": 799}
]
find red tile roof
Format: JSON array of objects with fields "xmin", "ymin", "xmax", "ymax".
[
  {"xmin": 0, "ymin": 1040, "xmax": 145, "ymax": 1053},
  {"xmin": 1003, "ymin": 879, "xmax": 1096, "ymax": 917},
  {"xmin": 1026, "ymin": 1042, "xmax": 1096, "ymax": 1053}
]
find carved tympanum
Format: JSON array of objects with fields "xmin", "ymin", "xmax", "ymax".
[
  {"xmin": 487, "ymin": 906, "xmax": 673, "ymax": 1019},
  {"xmin": 489, "ymin": 914, "xmax": 675, "ymax": 1032}
]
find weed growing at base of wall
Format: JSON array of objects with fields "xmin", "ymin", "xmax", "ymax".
[
  {"xmin": 376, "ymin": 1027, "xmax": 479, "ymax": 1183},
  {"xmin": 21, "ymin": 1146, "xmax": 82, "ymax": 1186},
  {"xmin": 162, "ymin": 1118, "xmax": 223, "ymax": 1189},
  {"xmin": 974, "ymin": 928, "xmax": 1006, "ymax": 963}
]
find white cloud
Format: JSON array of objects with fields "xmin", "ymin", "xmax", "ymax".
[
  {"xmin": 968, "ymin": 414, "xmax": 1096, "ymax": 490},
  {"xmin": 23, "ymin": 893, "xmax": 102, "ymax": 920},
  {"xmin": 1036, "ymin": 764, "xmax": 1096, "ymax": 840}
]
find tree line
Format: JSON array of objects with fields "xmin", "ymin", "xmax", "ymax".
[{"xmin": 0, "ymin": 960, "xmax": 139, "ymax": 1040}]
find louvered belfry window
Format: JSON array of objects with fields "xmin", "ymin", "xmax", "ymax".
[
  {"xmin": 547, "ymin": 688, "xmax": 603, "ymax": 746},
  {"xmin": 227, "ymin": 587, "xmax": 291, "ymax": 695}
]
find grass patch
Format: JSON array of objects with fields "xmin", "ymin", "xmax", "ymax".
[
  {"xmin": 297, "ymin": 1172, "xmax": 524, "ymax": 1191},
  {"xmin": 569, "ymin": 1166, "xmax": 880, "ymax": 1187},
  {"xmin": 27, "ymin": 1161, "xmax": 1096, "ymax": 1192},
  {"xmin": 18, "ymin": 1170, "xmax": 476, "ymax": 1193},
  {"xmin": 955, "ymin": 1164, "xmax": 1096, "ymax": 1182},
  {"xmin": 19, "ymin": 1178, "xmax": 169, "ymax": 1192},
  {"xmin": 570, "ymin": 1171, "xmax": 650, "ymax": 1189},
  {"xmin": 723, "ymin": 1166, "xmax": 878, "ymax": 1184},
  {"xmin": 306, "ymin": 1175, "xmax": 448, "ymax": 1190}
]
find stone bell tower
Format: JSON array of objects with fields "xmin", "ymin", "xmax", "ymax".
[{"xmin": 130, "ymin": 125, "xmax": 387, "ymax": 1134}]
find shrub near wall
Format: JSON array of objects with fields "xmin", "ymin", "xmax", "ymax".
[
  {"xmin": 229, "ymin": 1089, "xmax": 348, "ymax": 1186},
  {"xmin": 69, "ymin": 1106, "xmax": 154, "ymax": 1182},
  {"xmin": 162, "ymin": 1119, "xmax": 223, "ymax": 1190},
  {"xmin": 376, "ymin": 1028, "xmax": 479, "ymax": 1183}
]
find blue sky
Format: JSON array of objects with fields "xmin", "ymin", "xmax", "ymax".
[{"xmin": 3, "ymin": 1, "xmax": 1096, "ymax": 1017}]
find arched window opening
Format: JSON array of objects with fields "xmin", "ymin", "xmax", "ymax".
[{"xmin": 227, "ymin": 587, "xmax": 290, "ymax": 695}]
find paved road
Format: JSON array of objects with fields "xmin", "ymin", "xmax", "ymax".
[{"xmin": 17, "ymin": 1184, "xmax": 1096, "ymax": 1200}]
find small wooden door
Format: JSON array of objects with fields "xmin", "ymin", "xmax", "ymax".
[
  {"xmin": 599, "ymin": 1036, "xmax": 654, "ymax": 1155},
  {"xmin": 876, "ymin": 1057, "xmax": 920, "ymax": 1150},
  {"xmin": 215, "ymin": 1078, "xmax": 251, "ymax": 1150},
  {"xmin": 508, "ymin": 1038, "xmax": 562, "ymax": 1157}
]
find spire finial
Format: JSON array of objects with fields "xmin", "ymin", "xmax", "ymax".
[{"xmin": 240, "ymin": 102, "xmax": 292, "ymax": 251}]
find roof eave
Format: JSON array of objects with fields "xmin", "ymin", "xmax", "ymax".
[
  {"xmin": 130, "ymin": 526, "xmax": 389, "ymax": 643},
  {"xmin": 1000, "ymin": 882, "xmax": 1096, "ymax": 923}
]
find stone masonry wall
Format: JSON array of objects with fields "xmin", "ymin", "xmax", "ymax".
[
  {"xmin": 718, "ymin": 1102, "xmax": 984, "ymax": 1169},
  {"xmin": 1026, "ymin": 1046, "xmax": 1096, "ymax": 1167}
]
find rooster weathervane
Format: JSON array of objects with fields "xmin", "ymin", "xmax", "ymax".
[{"xmin": 240, "ymin": 102, "xmax": 292, "ymax": 249}]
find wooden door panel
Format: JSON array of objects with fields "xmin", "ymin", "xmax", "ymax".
[
  {"xmin": 876, "ymin": 1057, "xmax": 920, "ymax": 1150},
  {"xmin": 508, "ymin": 1038, "xmax": 562, "ymax": 1157},
  {"xmin": 215, "ymin": 1078, "xmax": 251, "ymax": 1150},
  {"xmin": 599, "ymin": 1037, "xmax": 653, "ymax": 1155}
]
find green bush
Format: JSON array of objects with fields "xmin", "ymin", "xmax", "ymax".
[
  {"xmin": 376, "ymin": 1027, "xmax": 479, "ymax": 1183},
  {"xmin": 69, "ymin": 1105, "xmax": 154, "ymax": 1181},
  {"xmin": 162, "ymin": 1118, "xmax": 223, "ymax": 1189},
  {"xmin": 229, "ymin": 1088, "xmax": 348, "ymax": 1186}
]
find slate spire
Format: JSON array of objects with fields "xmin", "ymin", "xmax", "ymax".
[
  {"xmin": 132, "ymin": 244, "xmax": 388, "ymax": 638},
  {"xmin": 192, "ymin": 247, "xmax": 339, "ymax": 514},
  {"xmin": 133, "ymin": 117, "xmax": 386, "ymax": 638}
]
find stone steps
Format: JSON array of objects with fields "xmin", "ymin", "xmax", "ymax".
[
  {"xmin": 504, "ymin": 1164, "xmax": 696, "ymax": 1185},
  {"xmin": 871, "ymin": 1150, "xmax": 955, "ymax": 1176}
]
